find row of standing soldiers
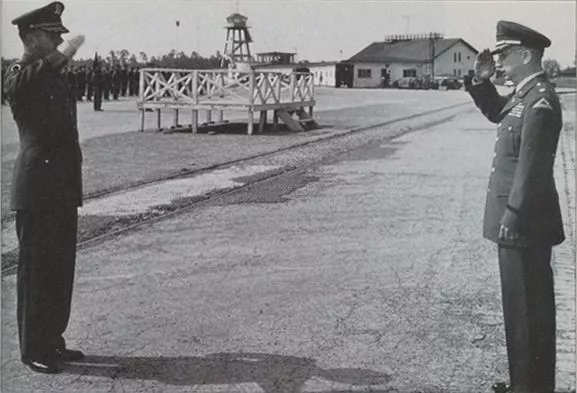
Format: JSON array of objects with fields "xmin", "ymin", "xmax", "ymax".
[
  {"xmin": 1, "ymin": 64, "xmax": 141, "ymax": 109},
  {"xmin": 65, "ymin": 65, "xmax": 141, "ymax": 106}
]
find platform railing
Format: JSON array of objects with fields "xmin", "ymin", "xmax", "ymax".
[
  {"xmin": 138, "ymin": 68, "xmax": 316, "ymax": 134},
  {"xmin": 138, "ymin": 68, "xmax": 314, "ymax": 107}
]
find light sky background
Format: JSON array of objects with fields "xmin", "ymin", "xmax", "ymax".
[{"xmin": 2, "ymin": 0, "xmax": 576, "ymax": 67}]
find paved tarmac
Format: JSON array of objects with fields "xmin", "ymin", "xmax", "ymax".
[{"xmin": 1, "ymin": 93, "xmax": 574, "ymax": 392}]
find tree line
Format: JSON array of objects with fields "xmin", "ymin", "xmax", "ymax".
[{"xmin": 2, "ymin": 49, "xmax": 226, "ymax": 71}]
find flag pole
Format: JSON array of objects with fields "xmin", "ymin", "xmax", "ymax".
[{"xmin": 175, "ymin": 20, "xmax": 180, "ymax": 52}]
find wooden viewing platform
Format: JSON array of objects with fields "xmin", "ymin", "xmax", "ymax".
[{"xmin": 137, "ymin": 68, "xmax": 318, "ymax": 134}]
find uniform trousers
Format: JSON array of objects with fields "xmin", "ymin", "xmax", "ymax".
[
  {"xmin": 16, "ymin": 208, "xmax": 78, "ymax": 361},
  {"xmin": 93, "ymin": 87, "xmax": 102, "ymax": 111},
  {"xmin": 498, "ymin": 244, "xmax": 555, "ymax": 393}
]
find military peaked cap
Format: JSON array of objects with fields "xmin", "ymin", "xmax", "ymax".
[
  {"xmin": 491, "ymin": 20, "xmax": 551, "ymax": 54},
  {"xmin": 11, "ymin": 2, "xmax": 69, "ymax": 33}
]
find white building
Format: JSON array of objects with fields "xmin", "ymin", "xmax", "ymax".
[
  {"xmin": 253, "ymin": 60, "xmax": 338, "ymax": 87},
  {"xmin": 345, "ymin": 35, "xmax": 478, "ymax": 88}
]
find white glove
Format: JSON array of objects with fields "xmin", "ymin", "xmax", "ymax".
[
  {"xmin": 61, "ymin": 35, "xmax": 85, "ymax": 60},
  {"xmin": 474, "ymin": 49, "xmax": 496, "ymax": 81}
]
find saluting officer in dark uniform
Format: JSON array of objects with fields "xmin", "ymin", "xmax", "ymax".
[
  {"xmin": 465, "ymin": 21, "xmax": 564, "ymax": 393},
  {"xmin": 4, "ymin": 1, "xmax": 86, "ymax": 374}
]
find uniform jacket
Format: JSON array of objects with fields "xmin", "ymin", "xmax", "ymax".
[
  {"xmin": 466, "ymin": 73, "xmax": 564, "ymax": 247},
  {"xmin": 4, "ymin": 52, "xmax": 83, "ymax": 210}
]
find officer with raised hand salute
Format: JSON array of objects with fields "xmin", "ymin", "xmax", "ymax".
[
  {"xmin": 4, "ymin": 1, "xmax": 86, "ymax": 374},
  {"xmin": 465, "ymin": 21, "xmax": 564, "ymax": 393}
]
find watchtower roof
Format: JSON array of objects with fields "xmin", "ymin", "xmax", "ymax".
[{"xmin": 226, "ymin": 12, "xmax": 248, "ymax": 28}]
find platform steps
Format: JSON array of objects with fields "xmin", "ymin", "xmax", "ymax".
[{"xmin": 276, "ymin": 108, "xmax": 319, "ymax": 132}]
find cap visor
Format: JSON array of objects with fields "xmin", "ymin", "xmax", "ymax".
[{"xmin": 41, "ymin": 25, "xmax": 69, "ymax": 33}]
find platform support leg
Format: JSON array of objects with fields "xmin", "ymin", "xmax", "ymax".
[
  {"xmin": 309, "ymin": 106, "xmax": 314, "ymax": 117},
  {"xmin": 206, "ymin": 110, "xmax": 212, "ymax": 123},
  {"xmin": 173, "ymin": 109, "xmax": 179, "ymax": 128},
  {"xmin": 247, "ymin": 109, "xmax": 254, "ymax": 135},
  {"xmin": 192, "ymin": 110, "xmax": 198, "ymax": 133},
  {"xmin": 272, "ymin": 110, "xmax": 279, "ymax": 131},
  {"xmin": 156, "ymin": 109, "xmax": 161, "ymax": 131},
  {"xmin": 217, "ymin": 110, "xmax": 224, "ymax": 123},
  {"xmin": 258, "ymin": 110, "xmax": 267, "ymax": 133},
  {"xmin": 140, "ymin": 108, "xmax": 145, "ymax": 131}
]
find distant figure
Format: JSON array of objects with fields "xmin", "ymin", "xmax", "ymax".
[
  {"xmin": 4, "ymin": 1, "xmax": 86, "ymax": 374},
  {"xmin": 76, "ymin": 65, "xmax": 86, "ymax": 101},
  {"xmin": 130, "ymin": 67, "xmax": 140, "ymax": 96},
  {"xmin": 111, "ymin": 66, "xmax": 120, "ymax": 100},
  {"xmin": 465, "ymin": 20, "xmax": 563, "ymax": 393},
  {"xmin": 92, "ymin": 64, "xmax": 103, "ymax": 111},
  {"xmin": 85, "ymin": 65, "xmax": 93, "ymax": 101},
  {"xmin": 103, "ymin": 66, "xmax": 111, "ymax": 100},
  {"xmin": 120, "ymin": 65, "xmax": 128, "ymax": 96}
]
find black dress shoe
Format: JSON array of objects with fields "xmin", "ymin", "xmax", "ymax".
[
  {"xmin": 492, "ymin": 382, "xmax": 512, "ymax": 393},
  {"xmin": 55, "ymin": 348, "xmax": 84, "ymax": 362},
  {"xmin": 23, "ymin": 359, "xmax": 60, "ymax": 374}
]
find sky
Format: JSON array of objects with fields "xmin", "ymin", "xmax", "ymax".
[{"xmin": 2, "ymin": 0, "xmax": 576, "ymax": 67}]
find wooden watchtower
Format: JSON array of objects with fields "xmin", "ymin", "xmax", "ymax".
[{"xmin": 222, "ymin": 13, "xmax": 253, "ymax": 68}]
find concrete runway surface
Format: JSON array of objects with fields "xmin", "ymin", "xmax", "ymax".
[{"xmin": 1, "ymin": 92, "xmax": 574, "ymax": 392}]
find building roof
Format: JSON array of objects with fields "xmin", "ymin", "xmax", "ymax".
[
  {"xmin": 347, "ymin": 38, "xmax": 478, "ymax": 64},
  {"xmin": 256, "ymin": 51, "xmax": 296, "ymax": 56}
]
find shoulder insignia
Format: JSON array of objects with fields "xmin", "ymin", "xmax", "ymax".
[
  {"xmin": 532, "ymin": 97, "xmax": 552, "ymax": 110},
  {"xmin": 9, "ymin": 63, "xmax": 22, "ymax": 73}
]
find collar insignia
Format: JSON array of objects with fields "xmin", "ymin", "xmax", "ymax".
[{"xmin": 9, "ymin": 63, "xmax": 22, "ymax": 73}]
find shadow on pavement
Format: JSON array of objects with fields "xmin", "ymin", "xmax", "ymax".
[{"xmin": 62, "ymin": 352, "xmax": 392, "ymax": 392}]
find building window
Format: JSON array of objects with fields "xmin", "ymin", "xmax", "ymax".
[
  {"xmin": 458, "ymin": 53, "xmax": 462, "ymax": 62},
  {"xmin": 358, "ymin": 69, "xmax": 371, "ymax": 78},
  {"xmin": 453, "ymin": 69, "xmax": 457, "ymax": 76},
  {"xmin": 458, "ymin": 69, "xmax": 461, "ymax": 76},
  {"xmin": 454, "ymin": 53, "xmax": 457, "ymax": 63},
  {"xmin": 403, "ymin": 69, "xmax": 416, "ymax": 77}
]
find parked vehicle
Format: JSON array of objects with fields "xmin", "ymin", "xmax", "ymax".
[
  {"xmin": 392, "ymin": 76, "xmax": 438, "ymax": 90},
  {"xmin": 393, "ymin": 77, "xmax": 419, "ymax": 89},
  {"xmin": 435, "ymin": 76, "xmax": 463, "ymax": 90}
]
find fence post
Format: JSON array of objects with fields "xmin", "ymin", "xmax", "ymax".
[
  {"xmin": 192, "ymin": 70, "xmax": 199, "ymax": 133},
  {"xmin": 247, "ymin": 72, "xmax": 255, "ymax": 135},
  {"xmin": 276, "ymin": 73, "xmax": 282, "ymax": 104},
  {"xmin": 289, "ymin": 73, "xmax": 296, "ymax": 102}
]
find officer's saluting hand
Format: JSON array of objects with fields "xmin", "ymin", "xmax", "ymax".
[{"xmin": 474, "ymin": 49, "xmax": 496, "ymax": 81}]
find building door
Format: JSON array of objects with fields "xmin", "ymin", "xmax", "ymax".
[
  {"xmin": 336, "ymin": 62, "xmax": 354, "ymax": 88},
  {"xmin": 381, "ymin": 68, "xmax": 391, "ymax": 87}
]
